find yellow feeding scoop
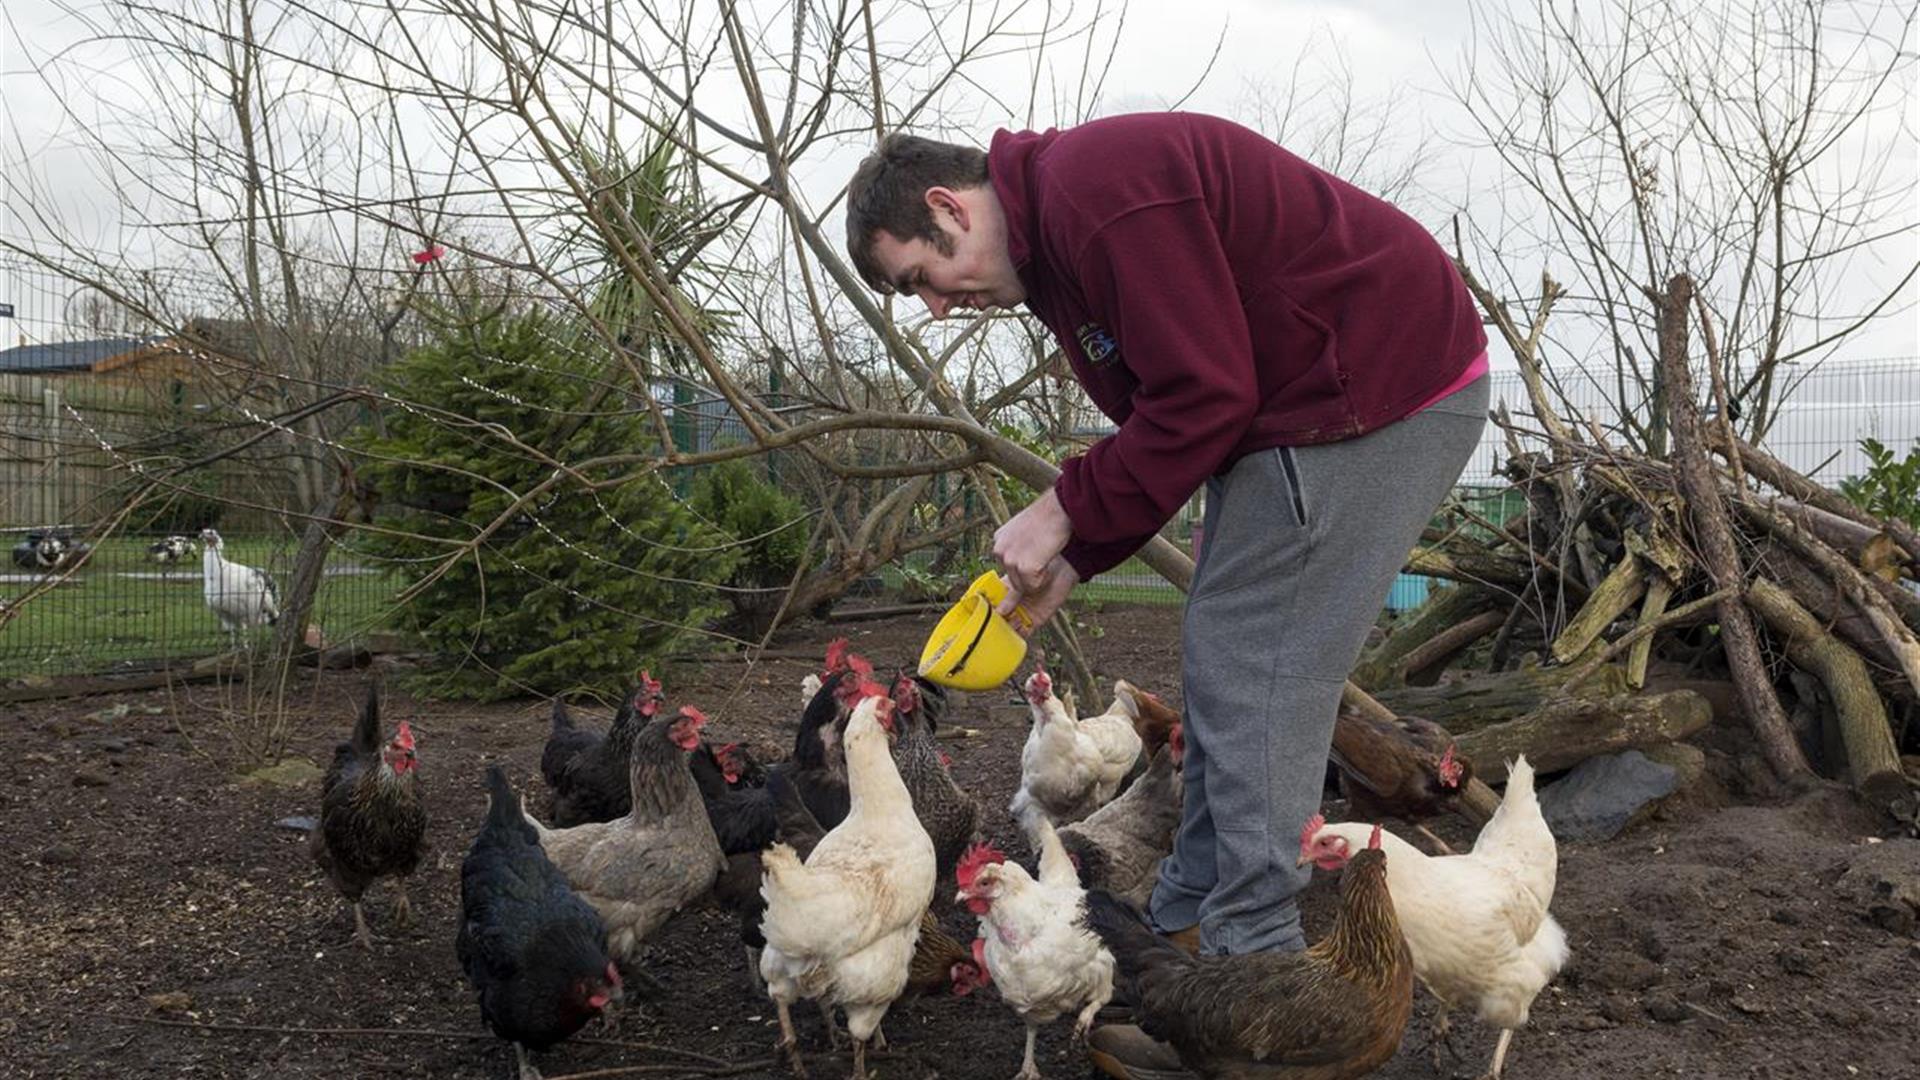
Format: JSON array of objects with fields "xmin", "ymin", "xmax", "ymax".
[{"xmin": 918, "ymin": 571, "xmax": 1031, "ymax": 691}]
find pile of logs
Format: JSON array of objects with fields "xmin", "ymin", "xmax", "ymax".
[{"xmin": 1351, "ymin": 274, "xmax": 1919, "ymax": 827}]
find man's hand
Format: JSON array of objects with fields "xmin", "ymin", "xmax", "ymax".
[
  {"xmin": 992, "ymin": 488, "xmax": 1074, "ymax": 595},
  {"xmin": 998, "ymin": 556, "xmax": 1079, "ymax": 637}
]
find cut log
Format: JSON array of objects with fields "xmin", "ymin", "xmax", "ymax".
[
  {"xmin": 1454, "ymin": 689, "xmax": 1713, "ymax": 784},
  {"xmin": 1720, "ymin": 432, "xmax": 1920, "ymax": 568},
  {"xmin": 1742, "ymin": 499, "xmax": 1920, "ymax": 699},
  {"xmin": 1373, "ymin": 662, "xmax": 1630, "ymax": 733},
  {"xmin": 1550, "ymin": 554, "xmax": 1647, "ymax": 664},
  {"xmin": 1352, "ymin": 585, "xmax": 1497, "ymax": 690},
  {"xmin": 1406, "ymin": 545, "xmax": 1534, "ymax": 592},
  {"xmin": 1628, "ymin": 578, "xmax": 1676, "ymax": 689},
  {"xmin": 1400, "ymin": 609, "xmax": 1508, "ymax": 686},
  {"xmin": 1747, "ymin": 578, "xmax": 1910, "ymax": 818}
]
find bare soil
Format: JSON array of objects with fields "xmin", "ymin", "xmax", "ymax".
[{"xmin": 3, "ymin": 603, "xmax": 1916, "ymax": 1080}]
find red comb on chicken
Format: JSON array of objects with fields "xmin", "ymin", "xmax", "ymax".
[
  {"xmin": 891, "ymin": 675, "xmax": 922, "ymax": 716},
  {"xmin": 955, "ymin": 842, "xmax": 1007, "ymax": 895},
  {"xmin": 1300, "ymin": 812, "xmax": 1327, "ymax": 852},
  {"xmin": 1024, "ymin": 669, "xmax": 1054, "ymax": 706},
  {"xmin": 1438, "ymin": 746, "xmax": 1463, "ymax": 788},
  {"xmin": 668, "ymin": 706, "xmax": 706, "ymax": 750},
  {"xmin": 636, "ymin": 671, "xmax": 664, "ymax": 717},
  {"xmin": 823, "ymin": 638, "xmax": 849, "ymax": 675}
]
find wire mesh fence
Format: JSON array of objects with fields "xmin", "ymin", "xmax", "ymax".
[{"xmin": 5, "ymin": 249, "xmax": 1917, "ymax": 677}]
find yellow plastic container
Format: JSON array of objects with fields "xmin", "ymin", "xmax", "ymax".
[{"xmin": 917, "ymin": 571, "xmax": 1032, "ymax": 691}]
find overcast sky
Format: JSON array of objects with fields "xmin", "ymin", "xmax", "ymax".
[{"xmin": 3, "ymin": 0, "xmax": 1914, "ymax": 370}]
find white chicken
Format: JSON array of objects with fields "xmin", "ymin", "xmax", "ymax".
[
  {"xmin": 956, "ymin": 819, "xmax": 1115, "ymax": 1080},
  {"xmin": 199, "ymin": 528, "xmax": 280, "ymax": 637},
  {"xmin": 1009, "ymin": 668, "xmax": 1143, "ymax": 826},
  {"xmin": 1299, "ymin": 754, "xmax": 1568, "ymax": 1080},
  {"xmin": 758, "ymin": 689, "xmax": 935, "ymax": 1080}
]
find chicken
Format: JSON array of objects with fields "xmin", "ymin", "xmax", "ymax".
[
  {"xmin": 704, "ymin": 667, "xmax": 861, "ymax": 856},
  {"xmin": 1084, "ymin": 822, "xmax": 1414, "ymax": 1080},
  {"xmin": 1300, "ymin": 755, "xmax": 1567, "ymax": 1080},
  {"xmin": 527, "ymin": 705, "xmax": 726, "ymax": 963},
  {"xmin": 908, "ymin": 910, "xmax": 991, "ymax": 1001},
  {"xmin": 540, "ymin": 698, "xmax": 599, "ymax": 793},
  {"xmin": 309, "ymin": 684, "xmax": 427, "ymax": 949},
  {"xmin": 690, "ymin": 739, "xmax": 769, "ymax": 793},
  {"xmin": 1111, "ymin": 679, "xmax": 1181, "ymax": 759},
  {"xmin": 1328, "ymin": 709, "xmax": 1473, "ymax": 853},
  {"xmin": 716, "ymin": 766, "xmax": 985, "ymax": 1007},
  {"xmin": 200, "ymin": 528, "xmax": 279, "ymax": 636},
  {"xmin": 1055, "ymin": 734, "xmax": 1184, "ymax": 909},
  {"xmin": 955, "ymin": 822, "xmax": 1115, "ymax": 1080},
  {"xmin": 1010, "ymin": 668, "xmax": 1144, "ymax": 826},
  {"xmin": 147, "ymin": 534, "xmax": 195, "ymax": 564},
  {"xmin": 800, "ymin": 672, "xmax": 824, "ymax": 707},
  {"xmin": 890, "ymin": 672, "xmax": 979, "ymax": 891},
  {"xmin": 548, "ymin": 673, "xmax": 666, "ymax": 827},
  {"xmin": 758, "ymin": 691, "xmax": 936, "ymax": 1080},
  {"xmin": 457, "ymin": 766, "xmax": 622, "ymax": 1080}
]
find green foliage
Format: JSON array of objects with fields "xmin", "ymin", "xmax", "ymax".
[
  {"xmin": 1840, "ymin": 438, "xmax": 1920, "ymax": 529},
  {"xmin": 348, "ymin": 307, "xmax": 739, "ymax": 700},
  {"xmin": 686, "ymin": 456, "xmax": 811, "ymax": 589}
]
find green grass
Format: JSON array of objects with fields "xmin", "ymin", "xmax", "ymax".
[{"xmin": 0, "ymin": 535, "xmax": 399, "ymax": 677}]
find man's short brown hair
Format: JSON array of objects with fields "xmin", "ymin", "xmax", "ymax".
[{"xmin": 844, "ymin": 133, "xmax": 989, "ymax": 293}]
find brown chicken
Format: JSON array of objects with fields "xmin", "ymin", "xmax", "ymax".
[
  {"xmin": 1083, "ymin": 823, "xmax": 1414, "ymax": 1080},
  {"xmin": 310, "ymin": 684, "xmax": 427, "ymax": 949},
  {"xmin": 1114, "ymin": 680, "xmax": 1181, "ymax": 758},
  {"xmin": 1327, "ymin": 710, "xmax": 1471, "ymax": 854}
]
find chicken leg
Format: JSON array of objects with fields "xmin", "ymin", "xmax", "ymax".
[
  {"xmin": 1475, "ymin": 1027, "xmax": 1515, "ymax": 1080},
  {"xmin": 1016, "ymin": 1022, "xmax": 1042, "ymax": 1080},
  {"xmin": 391, "ymin": 886, "xmax": 414, "ymax": 930},
  {"xmin": 1428, "ymin": 1006, "xmax": 1460, "ymax": 1073},
  {"xmin": 850, "ymin": 1037, "xmax": 869, "ymax": 1080},
  {"xmin": 352, "ymin": 901, "xmax": 373, "ymax": 949},
  {"xmin": 775, "ymin": 1000, "xmax": 808, "ymax": 1078},
  {"xmin": 514, "ymin": 1043, "xmax": 543, "ymax": 1080}
]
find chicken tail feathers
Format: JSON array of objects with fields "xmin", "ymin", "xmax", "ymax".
[
  {"xmin": 768, "ymin": 770, "xmax": 825, "ymax": 858},
  {"xmin": 1504, "ymin": 754, "xmax": 1538, "ymax": 805},
  {"xmin": 351, "ymin": 682, "xmax": 382, "ymax": 755},
  {"xmin": 1082, "ymin": 890, "xmax": 1188, "ymax": 996},
  {"xmin": 1525, "ymin": 911, "xmax": 1571, "ymax": 982},
  {"xmin": 482, "ymin": 765, "xmax": 527, "ymax": 833},
  {"xmin": 550, "ymin": 697, "xmax": 575, "ymax": 735}
]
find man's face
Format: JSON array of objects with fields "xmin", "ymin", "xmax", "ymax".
[{"xmin": 866, "ymin": 187, "xmax": 1026, "ymax": 318}]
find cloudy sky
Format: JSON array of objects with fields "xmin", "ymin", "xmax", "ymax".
[{"xmin": 3, "ymin": 0, "xmax": 1914, "ymax": 373}]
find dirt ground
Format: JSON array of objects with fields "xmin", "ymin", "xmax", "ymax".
[{"xmin": 3, "ymin": 602, "xmax": 1917, "ymax": 1080}]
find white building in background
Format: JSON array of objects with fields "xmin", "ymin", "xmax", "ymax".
[{"xmin": 1466, "ymin": 358, "xmax": 1920, "ymax": 488}]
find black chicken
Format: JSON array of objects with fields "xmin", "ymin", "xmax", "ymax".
[
  {"xmin": 701, "ymin": 669, "xmax": 858, "ymax": 855},
  {"xmin": 540, "ymin": 698, "xmax": 600, "ymax": 793},
  {"xmin": 309, "ymin": 684, "xmax": 427, "ymax": 949},
  {"xmin": 458, "ymin": 766, "xmax": 622, "ymax": 1080},
  {"xmin": 548, "ymin": 674, "xmax": 665, "ymax": 827}
]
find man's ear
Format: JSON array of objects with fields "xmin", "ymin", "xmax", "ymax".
[{"xmin": 926, "ymin": 186, "xmax": 969, "ymax": 231}]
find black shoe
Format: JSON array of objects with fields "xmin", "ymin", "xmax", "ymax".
[{"xmin": 1085, "ymin": 1024, "xmax": 1194, "ymax": 1080}]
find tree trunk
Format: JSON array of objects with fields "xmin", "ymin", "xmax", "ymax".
[
  {"xmin": 1455, "ymin": 689, "xmax": 1713, "ymax": 784},
  {"xmin": 1656, "ymin": 274, "xmax": 1809, "ymax": 780}
]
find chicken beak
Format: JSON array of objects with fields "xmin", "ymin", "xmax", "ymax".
[{"xmin": 1294, "ymin": 853, "xmax": 1314, "ymax": 868}]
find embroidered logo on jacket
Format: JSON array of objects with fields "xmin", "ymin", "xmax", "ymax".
[{"xmin": 1076, "ymin": 322, "xmax": 1121, "ymax": 367}]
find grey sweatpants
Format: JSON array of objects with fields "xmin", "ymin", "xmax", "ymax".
[{"xmin": 1149, "ymin": 375, "xmax": 1489, "ymax": 955}]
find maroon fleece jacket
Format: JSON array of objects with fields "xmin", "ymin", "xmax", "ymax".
[{"xmin": 988, "ymin": 112, "xmax": 1486, "ymax": 580}]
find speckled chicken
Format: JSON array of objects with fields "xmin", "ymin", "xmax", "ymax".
[
  {"xmin": 889, "ymin": 673, "xmax": 978, "ymax": 892},
  {"xmin": 309, "ymin": 684, "xmax": 427, "ymax": 949}
]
